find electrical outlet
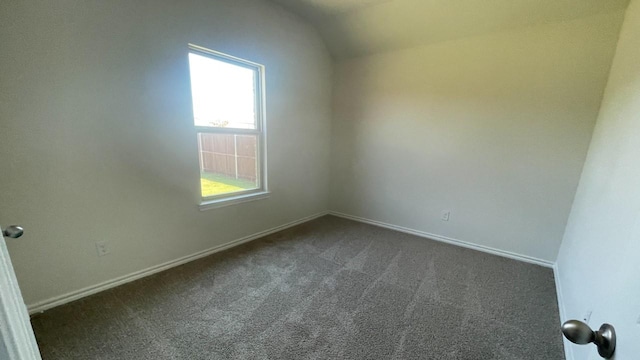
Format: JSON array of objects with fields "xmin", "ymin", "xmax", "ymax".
[
  {"xmin": 95, "ymin": 241, "xmax": 110, "ymax": 257},
  {"xmin": 583, "ymin": 310, "xmax": 593, "ymax": 324},
  {"xmin": 441, "ymin": 211, "xmax": 451, "ymax": 222}
]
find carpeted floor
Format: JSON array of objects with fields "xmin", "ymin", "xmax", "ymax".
[{"xmin": 31, "ymin": 215, "xmax": 565, "ymax": 359}]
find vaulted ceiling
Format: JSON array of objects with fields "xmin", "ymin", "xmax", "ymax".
[{"xmin": 270, "ymin": 0, "xmax": 630, "ymax": 59}]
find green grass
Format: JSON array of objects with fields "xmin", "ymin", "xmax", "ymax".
[{"xmin": 201, "ymin": 172, "xmax": 257, "ymax": 198}]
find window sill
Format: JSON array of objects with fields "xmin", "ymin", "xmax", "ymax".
[{"xmin": 199, "ymin": 191, "xmax": 270, "ymax": 211}]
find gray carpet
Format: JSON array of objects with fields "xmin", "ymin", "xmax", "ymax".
[{"xmin": 31, "ymin": 215, "xmax": 565, "ymax": 359}]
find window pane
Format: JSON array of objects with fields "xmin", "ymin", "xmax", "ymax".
[
  {"xmin": 198, "ymin": 133, "xmax": 259, "ymax": 198},
  {"xmin": 188, "ymin": 52, "xmax": 257, "ymax": 129}
]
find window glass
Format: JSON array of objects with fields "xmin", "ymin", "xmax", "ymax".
[
  {"xmin": 197, "ymin": 133, "xmax": 258, "ymax": 198},
  {"xmin": 188, "ymin": 52, "xmax": 257, "ymax": 130}
]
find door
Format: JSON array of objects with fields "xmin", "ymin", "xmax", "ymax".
[{"xmin": 0, "ymin": 225, "xmax": 42, "ymax": 359}]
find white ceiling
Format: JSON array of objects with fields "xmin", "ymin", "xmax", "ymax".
[{"xmin": 270, "ymin": 0, "xmax": 630, "ymax": 59}]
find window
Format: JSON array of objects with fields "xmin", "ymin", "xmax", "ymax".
[{"xmin": 188, "ymin": 45, "xmax": 267, "ymax": 209}]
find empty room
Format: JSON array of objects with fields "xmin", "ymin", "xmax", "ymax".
[{"xmin": 1, "ymin": 0, "xmax": 639, "ymax": 359}]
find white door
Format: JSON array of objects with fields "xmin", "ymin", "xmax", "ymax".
[{"xmin": 0, "ymin": 225, "xmax": 42, "ymax": 360}]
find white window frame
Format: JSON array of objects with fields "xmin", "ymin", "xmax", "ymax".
[{"xmin": 188, "ymin": 44, "xmax": 269, "ymax": 210}]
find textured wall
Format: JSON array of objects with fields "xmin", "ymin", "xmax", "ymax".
[
  {"xmin": 556, "ymin": 1, "xmax": 640, "ymax": 358},
  {"xmin": 330, "ymin": 12, "xmax": 624, "ymax": 262},
  {"xmin": 0, "ymin": 0, "xmax": 332, "ymax": 306}
]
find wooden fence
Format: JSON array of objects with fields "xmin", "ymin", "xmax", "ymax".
[{"xmin": 198, "ymin": 133, "xmax": 257, "ymax": 182}]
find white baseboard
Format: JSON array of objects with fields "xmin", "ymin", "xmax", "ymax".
[
  {"xmin": 553, "ymin": 263, "xmax": 574, "ymax": 360},
  {"xmin": 27, "ymin": 212, "xmax": 328, "ymax": 315},
  {"xmin": 329, "ymin": 211, "xmax": 554, "ymax": 268}
]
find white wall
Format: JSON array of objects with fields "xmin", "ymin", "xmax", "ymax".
[
  {"xmin": 556, "ymin": 0, "xmax": 640, "ymax": 358},
  {"xmin": 0, "ymin": 0, "xmax": 332, "ymax": 306},
  {"xmin": 330, "ymin": 12, "xmax": 624, "ymax": 263}
]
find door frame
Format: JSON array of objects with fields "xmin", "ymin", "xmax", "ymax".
[{"xmin": 0, "ymin": 230, "xmax": 42, "ymax": 359}]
